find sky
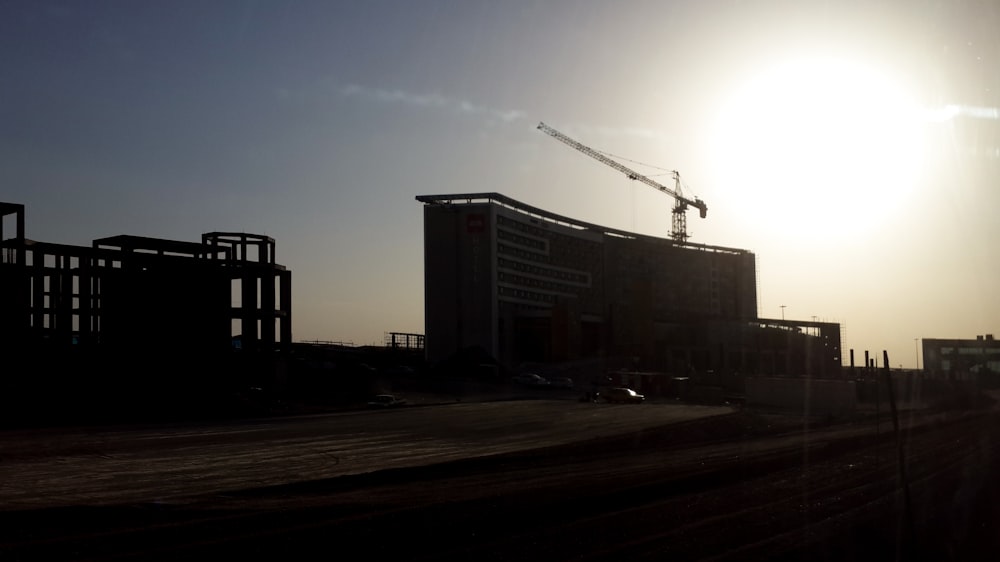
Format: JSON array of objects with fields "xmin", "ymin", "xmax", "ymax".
[{"xmin": 2, "ymin": 0, "xmax": 997, "ymax": 367}]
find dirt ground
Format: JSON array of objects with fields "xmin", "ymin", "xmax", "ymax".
[{"xmin": 1, "ymin": 398, "xmax": 999, "ymax": 561}]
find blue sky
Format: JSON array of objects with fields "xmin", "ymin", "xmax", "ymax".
[{"xmin": 2, "ymin": 1, "xmax": 998, "ymax": 366}]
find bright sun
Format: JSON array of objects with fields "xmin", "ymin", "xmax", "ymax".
[{"xmin": 710, "ymin": 55, "xmax": 926, "ymax": 244}]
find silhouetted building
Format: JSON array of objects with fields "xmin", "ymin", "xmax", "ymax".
[
  {"xmin": 416, "ymin": 193, "xmax": 841, "ymax": 377},
  {"xmin": 0, "ymin": 202, "xmax": 291, "ymax": 411},
  {"xmin": 922, "ymin": 335, "xmax": 1000, "ymax": 381}
]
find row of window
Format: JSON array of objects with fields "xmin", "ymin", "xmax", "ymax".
[
  {"xmin": 498, "ymin": 214, "xmax": 601, "ymax": 262},
  {"xmin": 499, "ymin": 300, "xmax": 549, "ymax": 313},
  {"xmin": 939, "ymin": 347, "xmax": 1000, "ymax": 355},
  {"xmin": 498, "ymin": 285, "xmax": 558, "ymax": 304},
  {"xmin": 497, "ymin": 257, "xmax": 589, "ymax": 285},
  {"xmin": 939, "ymin": 360, "xmax": 1000, "ymax": 371},
  {"xmin": 496, "ymin": 228, "xmax": 547, "ymax": 251},
  {"xmin": 498, "ymin": 272, "xmax": 581, "ymax": 296},
  {"xmin": 497, "ymin": 214, "xmax": 550, "ymax": 238},
  {"xmin": 498, "ymin": 243, "xmax": 550, "ymax": 263},
  {"xmin": 497, "ymin": 242, "xmax": 599, "ymax": 271}
]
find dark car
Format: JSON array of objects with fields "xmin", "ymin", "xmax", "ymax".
[
  {"xmin": 547, "ymin": 376, "xmax": 574, "ymax": 389},
  {"xmin": 603, "ymin": 388, "xmax": 645, "ymax": 404},
  {"xmin": 367, "ymin": 394, "xmax": 407, "ymax": 408},
  {"xmin": 511, "ymin": 373, "xmax": 550, "ymax": 387}
]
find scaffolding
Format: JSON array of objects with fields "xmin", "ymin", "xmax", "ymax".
[
  {"xmin": 384, "ymin": 331, "xmax": 425, "ymax": 350},
  {"xmin": 1, "ymin": 201, "xmax": 292, "ymax": 356}
]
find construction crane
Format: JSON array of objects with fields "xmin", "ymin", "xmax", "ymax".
[{"xmin": 537, "ymin": 121, "xmax": 707, "ymax": 242}]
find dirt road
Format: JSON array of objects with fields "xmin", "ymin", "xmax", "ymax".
[
  {"xmin": 0, "ymin": 400, "xmax": 729, "ymax": 508},
  {"xmin": 1, "ymin": 400, "xmax": 998, "ymax": 561}
]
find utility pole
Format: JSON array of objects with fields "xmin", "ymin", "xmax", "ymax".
[
  {"xmin": 884, "ymin": 349, "xmax": 915, "ymax": 556},
  {"xmin": 780, "ymin": 305, "xmax": 786, "ymax": 321},
  {"xmin": 914, "ymin": 338, "xmax": 920, "ymax": 370}
]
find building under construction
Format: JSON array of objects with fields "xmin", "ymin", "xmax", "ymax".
[
  {"xmin": 417, "ymin": 193, "xmax": 841, "ymax": 379},
  {"xmin": 0, "ymin": 202, "xmax": 291, "ymax": 418}
]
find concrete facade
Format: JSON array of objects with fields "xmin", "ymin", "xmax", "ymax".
[
  {"xmin": 922, "ymin": 335, "xmax": 1000, "ymax": 381},
  {"xmin": 418, "ymin": 193, "xmax": 842, "ymax": 378},
  {"xmin": 745, "ymin": 377, "xmax": 857, "ymax": 416},
  {"xmin": 0, "ymin": 202, "xmax": 292, "ymax": 404}
]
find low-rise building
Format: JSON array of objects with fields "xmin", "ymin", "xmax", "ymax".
[{"xmin": 922, "ymin": 335, "xmax": 1000, "ymax": 381}]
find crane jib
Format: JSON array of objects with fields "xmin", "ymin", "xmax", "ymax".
[{"xmin": 536, "ymin": 121, "xmax": 707, "ymax": 241}]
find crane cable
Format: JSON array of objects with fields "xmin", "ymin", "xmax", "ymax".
[{"xmin": 594, "ymin": 149, "xmax": 700, "ymax": 199}]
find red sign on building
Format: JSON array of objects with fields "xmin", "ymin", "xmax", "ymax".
[{"xmin": 466, "ymin": 214, "xmax": 485, "ymax": 233}]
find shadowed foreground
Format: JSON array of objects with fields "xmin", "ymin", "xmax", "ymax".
[{"xmin": 1, "ymin": 401, "xmax": 998, "ymax": 561}]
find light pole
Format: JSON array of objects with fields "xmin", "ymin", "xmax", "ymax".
[
  {"xmin": 780, "ymin": 305, "xmax": 786, "ymax": 321},
  {"xmin": 914, "ymin": 338, "xmax": 920, "ymax": 370}
]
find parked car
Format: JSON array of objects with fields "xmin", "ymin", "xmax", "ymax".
[
  {"xmin": 382, "ymin": 365, "xmax": 417, "ymax": 376},
  {"xmin": 512, "ymin": 373, "xmax": 550, "ymax": 387},
  {"xmin": 603, "ymin": 387, "xmax": 645, "ymax": 404},
  {"xmin": 367, "ymin": 394, "xmax": 407, "ymax": 408},
  {"xmin": 547, "ymin": 376, "xmax": 574, "ymax": 389}
]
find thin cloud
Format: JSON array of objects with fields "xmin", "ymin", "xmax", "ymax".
[
  {"xmin": 340, "ymin": 84, "xmax": 525, "ymax": 123},
  {"xmin": 545, "ymin": 122, "xmax": 676, "ymax": 145},
  {"xmin": 600, "ymin": 125, "xmax": 674, "ymax": 142}
]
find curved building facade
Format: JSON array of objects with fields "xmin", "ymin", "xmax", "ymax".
[{"xmin": 418, "ymin": 193, "xmax": 778, "ymax": 373}]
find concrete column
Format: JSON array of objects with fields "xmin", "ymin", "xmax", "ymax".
[
  {"xmin": 31, "ymin": 251, "xmax": 44, "ymax": 331},
  {"xmin": 241, "ymin": 274, "xmax": 257, "ymax": 351},
  {"xmin": 279, "ymin": 270, "xmax": 292, "ymax": 351},
  {"xmin": 260, "ymin": 272, "xmax": 276, "ymax": 349}
]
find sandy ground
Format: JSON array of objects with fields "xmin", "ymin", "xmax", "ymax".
[
  {"xmin": 1, "ymin": 399, "xmax": 999, "ymax": 561},
  {"xmin": 0, "ymin": 399, "xmax": 730, "ymax": 509}
]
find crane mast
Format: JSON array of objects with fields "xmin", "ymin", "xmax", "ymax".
[{"xmin": 537, "ymin": 121, "xmax": 707, "ymax": 242}]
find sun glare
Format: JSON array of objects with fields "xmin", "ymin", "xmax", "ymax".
[{"xmin": 710, "ymin": 56, "xmax": 926, "ymax": 244}]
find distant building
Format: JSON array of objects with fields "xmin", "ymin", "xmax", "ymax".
[
  {"xmin": 922, "ymin": 335, "xmax": 1000, "ymax": 380},
  {"xmin": 417, "ymin": 193, "xmax": 841, "ymax": 378},
  {"xmin": 0, "ymin": 201, "xmax": 291, "ymax": 395}
]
